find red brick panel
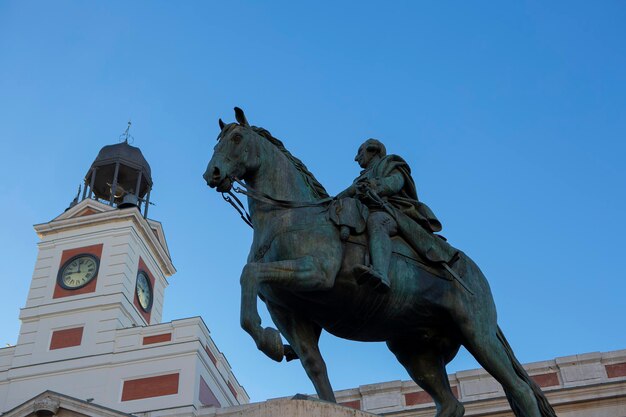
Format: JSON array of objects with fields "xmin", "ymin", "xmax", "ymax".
[
  {"xmin": 49, "ymin": 327, "xmax": 84, "ymax": 350},
  {"xmin": 340, "ymin": 400, "xmax": 361, "ymax": 409},
  {"xmin": 134, "ymin": 257, "xmax": 155, "ymax": 324},
  {"xmin": 142, "ymin": 333, "xmax": 172, "ymax": 345},
  {"xmin": 77, "ymin": 208, "xmax": 97, "ymax": 217},
  {"xmin": 227, "ymin": 381, "xmax": 238, "ymax": 399},
  {"xmin": 205, "ymin": 345, "xmax": 218, "ymax": 365},
  {"xmin": 405, "ymin": 386, "xmax": 458, "ymax": 406},
  {"xmin": 405, "ymin": 391, "xmax": 433, "ymax": 405},
  {"xmin": 199, "ymin": 376, "xmax": 221, "ymax": 407},
  {"xmin": 121, "ymin": 373, "xmax": 179, "ymax": 401},
  {"xmin": 53, "ymin": 244, "xmax": 104, "ymax": 299},
  {"xmin": 606, "ymin": 363, "xmax": 626, "ymax": 378},
  {"xmin": 531, "ymin": 372, "xmax": 560, "ymax": 387}
]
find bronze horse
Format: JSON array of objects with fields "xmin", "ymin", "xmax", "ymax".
[{"xmin": 204, "ymin": 108, "xmax": 556, "ymax": 417}]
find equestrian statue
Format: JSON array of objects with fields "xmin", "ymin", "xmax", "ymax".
[{"xmin": 203, "ymin": 107, "xmax": 556, "ymax": 417}]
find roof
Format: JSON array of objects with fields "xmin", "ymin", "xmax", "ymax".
[{"xmin": 86, "ymin": 141, "xmax": 152, "ymax": 181}]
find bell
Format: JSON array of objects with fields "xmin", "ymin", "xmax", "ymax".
[{"xmin": 118, "ymin": 194, "xmax": 139, "ymax": 209}]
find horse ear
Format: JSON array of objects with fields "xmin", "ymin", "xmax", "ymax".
[
  {"xmin": 234, "ymin": 107, "xmax": 250, "ymax": 127},
  {"xmin": 219, "ymin": 118, "xmax": 225, "ymax": 130}
]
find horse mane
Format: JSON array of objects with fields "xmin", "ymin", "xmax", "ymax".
[{"xmin": 250, "ymin": 126, "xmax": 329, "ymax": 199}]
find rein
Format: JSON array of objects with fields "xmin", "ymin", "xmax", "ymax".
[
  {"xmin": 222, "ymin": 177, "xmax": 333, "ymax": 229},
  {"xmin": 222, "ymin": 190, "xmax": 253, "ymax": 228}
]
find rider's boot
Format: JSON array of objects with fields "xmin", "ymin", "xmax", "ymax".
[
  {"xmin": 370, "ymin": 217, "xmax": 393, "ymax": 293},
  {"xmin": 353, "ymin": 211, "xmax": 396, "ymax": 293},
  {"xmin": 355, "ymin": 264, "xmax": 391, "ymax": 293},
  {"xmin": 355, "ymin": 223, "xmax": 393, "ymax": 293}
]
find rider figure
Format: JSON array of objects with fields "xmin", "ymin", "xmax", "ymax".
[{"xmin": 337, "ymin": 138, "xmax": 444, "ymax": 293}]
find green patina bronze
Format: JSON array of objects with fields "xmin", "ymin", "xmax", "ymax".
[{"xmin": 203, "ymin": 108, "xmax": 556, "ymax": 417}]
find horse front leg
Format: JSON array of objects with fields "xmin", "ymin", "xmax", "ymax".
[
  {"xmin": 239, "ymin": 255, "xmax": 338, "ymax": 362},
  {"xmin": 239, "ymin": 265, "xmax": 285, "ymax": 362}
]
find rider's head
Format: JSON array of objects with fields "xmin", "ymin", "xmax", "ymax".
[{"xmin": 355, "ymin": 138, "xmax": 386, "ymax": 169}]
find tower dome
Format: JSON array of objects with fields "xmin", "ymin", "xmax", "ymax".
[{"xmin": 81, "ymin": 124, "xmax": 153, "ymax": 217}]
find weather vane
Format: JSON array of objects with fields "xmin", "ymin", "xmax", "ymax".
[{"xmin": 120, "ymin": 120, "xmax": 134, "ymax": 144}]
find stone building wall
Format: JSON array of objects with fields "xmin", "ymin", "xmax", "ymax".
[
  {"xmin": 4, "ymin": 349, "xmax": 626, "ymax": 417},
  {"xmin": 331, "ymin": 349, "xmax": 626, "ymax": 416}
]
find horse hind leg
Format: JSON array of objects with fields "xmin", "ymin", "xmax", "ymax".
[
  {"xmin": 459, "ymin": 322, "xmax": 556, "ymax": 417},
  {"xmin": 266, "ymin": 301, "xmax": 336, "ymax": 402},
  {"xmin": 387, "ymin": 339, "xmax": 464, "ymax": 417}
]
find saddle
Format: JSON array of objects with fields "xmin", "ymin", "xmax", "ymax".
[{"xmin": 328, "ymin": 197, "xmax": 459, "ymax": 268}]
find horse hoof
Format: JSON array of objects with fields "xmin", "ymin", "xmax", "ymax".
[
  {"xmin": 284, "ymin": 344, "xmax": 299, "ymax": 361},
  {"xmin": 259, "ymin": 327, "xmax": 284, "ymax": 362}
]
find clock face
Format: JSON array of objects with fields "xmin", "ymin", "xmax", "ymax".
[
  {"xmin": 136, "ymin": 271, "xmax": 153, "ymax": 312},
  {"xmin": 57, "ymin": 254, "xmax": 99, "ymax": 290}
]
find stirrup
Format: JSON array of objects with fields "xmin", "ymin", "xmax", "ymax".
[{"xmin": 354, "ymin": 265, "xmax": 391, "ymax": 293}]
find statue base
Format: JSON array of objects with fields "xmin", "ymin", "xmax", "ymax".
[{"xmin": 209, "ymin": 397, "xmax": 378, "ymax": 417}]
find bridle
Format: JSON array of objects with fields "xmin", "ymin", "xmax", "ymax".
[{"xmin": 221, "ymin": 177, "xmax": 333, "ymax": 229}]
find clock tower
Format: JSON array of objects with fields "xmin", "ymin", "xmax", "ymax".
[
  {"xmin": 17, "ymin": 137, "xmax": 172, "ymax": 363},
  {"xmin": 0, "ymin": 133, "xmax": 247, "ymax": 414}
]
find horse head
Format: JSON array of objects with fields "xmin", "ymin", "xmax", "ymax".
[{"xmin": 204, "ymin": 107, "xmax": 262, "ymax": 192}]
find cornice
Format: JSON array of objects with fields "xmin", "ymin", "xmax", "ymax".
[{"xmin": 34, "ymin": 200, "xmax": 175, "ymax": 277}]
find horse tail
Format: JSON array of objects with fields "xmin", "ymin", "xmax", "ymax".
[{"xmin": 496, "ymin": 326, "xmax": 558, "ymax": 417}]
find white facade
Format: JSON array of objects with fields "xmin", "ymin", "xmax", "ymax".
[{"xmin": 0, "ymin": 199, "xmax": 248, "ymax": 415}]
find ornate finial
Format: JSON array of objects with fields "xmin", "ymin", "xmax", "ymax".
[
  {"xmin": 120, "ymin": 120, "xmax": 134, "ymax": 144},
  {"xmin": 34, "ymin": 395, "xmax": 60, "ymax": 416},
  {"xmin": 66, "ymin": 184, "xmax": 81, "ymax": 211}
]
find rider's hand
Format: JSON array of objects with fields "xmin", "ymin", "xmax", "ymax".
[
  {"xmin": 355, "ymin": 183, "xmax": 369, "ymax": 199},
  {"xmin": 356, "ymin": 179, "xmax": 379, "ymax": 196},
  {"xmin": 356, "ymin": 179, "xmax": 370, "ymax": 192}
]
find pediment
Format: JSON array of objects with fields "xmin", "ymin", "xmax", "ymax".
[
  {"xmin": 53, "ymin": 199, "xmax": 113, "ymax": 221},
  {"xmin": 3, "ymin": 391, "xmax": 134, "ymax": 417}
]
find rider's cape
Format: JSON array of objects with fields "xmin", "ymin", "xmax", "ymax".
[
  {"xmin": 330, "ymin": 155, "xmax": 458, "ymax": 265},
  {"xmin": 363, "ymin": 155, "xmax": 457, "ymax": 265},
  {"xmin": 367, "ymin": 155, "xmax": 442, "ymax": 233}
]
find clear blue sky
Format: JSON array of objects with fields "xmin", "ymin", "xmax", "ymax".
[{"xmin": 1, "ymin": 1, "xmax": 625, "ymax": 402}]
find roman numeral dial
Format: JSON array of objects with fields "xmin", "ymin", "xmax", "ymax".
[
  {"xmin": 135, "ymin": 271, "xmax": 153, "ymax": 312},
  {"xmin": 57, "ymin": 254, "xmax": 99, "ymax": 290}
]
